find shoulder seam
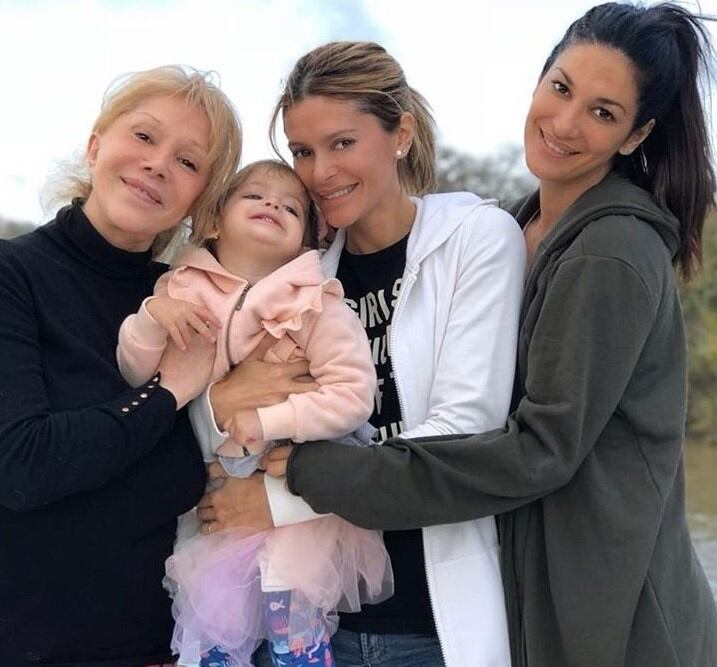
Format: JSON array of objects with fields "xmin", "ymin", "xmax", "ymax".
[{"xmin": 559, "ymin": 253, "xmax": 656, "ymax": 309}]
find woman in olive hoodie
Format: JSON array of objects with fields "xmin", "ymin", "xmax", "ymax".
[{"xmin": 263, "ymin": 4, "xmax": 717, "ymax": 666}]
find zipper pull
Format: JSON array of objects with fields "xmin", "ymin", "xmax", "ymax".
[{"xmin": 235, "ymin": 284, "xmax": 250, "ymax": 310}]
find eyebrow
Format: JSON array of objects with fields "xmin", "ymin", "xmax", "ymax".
[
  {"xmin": 134, "ymin": 111, "xmax": 162, "ymax": 124},
  {"xmin": 555, "ymin": 67, "xmax": 627, "ymax": 113},
  {"xmin": 132, "ymin": 111, "xmax": 209, "ymax": 153},
  {"xmin": 288, "ymin": 128, "xmax": 360, "ymax": 148}
]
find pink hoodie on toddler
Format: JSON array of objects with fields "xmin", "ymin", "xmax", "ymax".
[{"xmin": 117, "ymin": 246, "xmax": 376, "ymax": 444}]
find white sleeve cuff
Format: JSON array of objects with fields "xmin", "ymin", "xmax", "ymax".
[
  {"xmin": 188, "ymin": 382, "xmax": 229, "ymax": 460},
  {"xmin": 257, "ymin": 401, "xmax": 296, "ymax": 442},
  {"xmin": 264, "ymin": 473, "xmax": 328, "ymax": 526}
]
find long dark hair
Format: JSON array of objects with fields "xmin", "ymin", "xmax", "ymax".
[{"xmin": 542, "ymin": 2, "xmax": 716, "ymax": 280}]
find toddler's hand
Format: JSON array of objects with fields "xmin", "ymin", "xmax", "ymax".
[
  {"xmin": 221, "ymin": 409, "xmax": 265, "ymax": 453},
  {"xmin": 146, "ymin": 296, "xmax": 220, "ymax": 350}
]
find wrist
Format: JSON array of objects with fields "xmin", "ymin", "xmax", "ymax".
[
  {"xmin": 144, "ymin": 295, "xmax": 160, "ymax": 319},
  {"xmin": 134, "ymin": 297, "xmax": 168, "ymax": 343},
  {"xmin": 159, "ymin": 379, "xmax": 188, "ymax": 411},
  {"xmin": 158, "ymin": 369, "xmax": 194, "ymax": 411},
  {"xmin": 209, "ymin": 377, "xmax": 230, "ymax": 426},
  {"xmin": 285, "ymin": 444, "xmax": 302, "ymax": 495}
]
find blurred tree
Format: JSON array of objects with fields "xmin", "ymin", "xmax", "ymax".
[
  {"xmin": 436, "ymin": 144, "xmax": 536, "ymax": 204},
  {"xmin": 681, "ymin": 211, "xmax": 717, "ymax": 445},
  {"xmin": 0, "ymin": 217, "xmax": 34, "ymax": 239}
]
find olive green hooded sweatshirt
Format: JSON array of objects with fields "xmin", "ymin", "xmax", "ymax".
[{"xmin": 287, "ymin": 172, "xmax": 717, "ymax": 666}]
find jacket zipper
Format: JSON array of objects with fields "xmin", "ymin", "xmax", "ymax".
[
  {"xmin": 226, "ymin": 283, "xmax": 250, "ymax": 367},
  {"xmin": 389, "ymin": 265, "xmax": 450, "ymax": 667}
]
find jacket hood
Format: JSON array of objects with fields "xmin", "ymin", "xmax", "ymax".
[
  {"xmin": 513, "ymin": 172, "xmax": 681, "ymax": 260},
  {"xmin": 407, "ymin": 192, "xmax": 497, "ymax": 265}
]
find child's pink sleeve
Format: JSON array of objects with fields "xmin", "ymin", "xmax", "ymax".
[
  {"xmin": 257, "ymin": 295, "xmax": 376, "ymax": 442},
  {"xmin": 116, "ymin": 273, "xmax": 171, "ymax": 387}
]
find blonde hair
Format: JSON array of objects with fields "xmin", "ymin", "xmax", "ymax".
[
  {"xmin": 270, "ymin": 41, "xmax": 436, "ymax": 195},
  {"xmin": 49, "ymin": 65, "xmax": 241, "ymax": 255},
  {"xmin": 195, "ymin": 159, "xmax": 319, "ymax": 250}
]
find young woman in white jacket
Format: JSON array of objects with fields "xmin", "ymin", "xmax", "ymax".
[{"xmin": 192, "ymin": 41, "xmax": 525, "ymax": 667}]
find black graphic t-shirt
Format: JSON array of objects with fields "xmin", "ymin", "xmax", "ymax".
[{"xmin": 336, "ymin": 234, "xmax": 437, "ymax": 636}]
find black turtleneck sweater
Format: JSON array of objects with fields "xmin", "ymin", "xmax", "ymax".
[{"xmin": 0, "ymin": 204, "xmax": 207, "ymax": 666}]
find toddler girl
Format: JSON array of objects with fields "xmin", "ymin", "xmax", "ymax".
[{"xmin": 117, "ymin": 160, "xmax": 392, "ymax": 666}]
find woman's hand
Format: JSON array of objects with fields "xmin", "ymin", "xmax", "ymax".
[
  {"xmin": 197, "ymin": 463, "xmax": 274, "ymax": 534},
  {"xmin": 157, "ymin": 334, "xmax": 215, "ymax": 409},
  {"xmin": 209, "ymin": 334, "xmax": 319, "ymax": 427},
  {"xmin": 146, "ymin": 295, "xmax": 220, "ymax": 350},
  {"xmin": 260, "ymin": 445, "xmax": 294, "ymax": 478}
]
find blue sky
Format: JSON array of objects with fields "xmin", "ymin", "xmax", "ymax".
[{"xmin": 1, "ymin": 0, "xmax": 715, "ymax": 222}]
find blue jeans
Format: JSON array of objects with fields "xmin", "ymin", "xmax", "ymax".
[{"xmin": 253, "ymin": 629, "xmax": 444, "ymax": 666}]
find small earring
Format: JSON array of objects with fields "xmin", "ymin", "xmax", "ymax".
[{"xmin": 395, "ymin": 149, "xmax": 403, "ymax": 158}]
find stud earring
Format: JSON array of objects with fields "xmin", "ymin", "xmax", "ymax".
[{"xmin": 395, "ymin": 149, "xmax": 403, "ymax": 158}]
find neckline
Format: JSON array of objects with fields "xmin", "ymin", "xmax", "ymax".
[
  {"xmin": 339, "ymin": 231, "xmax": 409, "ymax": 266},
  {"xmin": 47, "ymin": 201, "xmax": 157, "ymax": 279}
]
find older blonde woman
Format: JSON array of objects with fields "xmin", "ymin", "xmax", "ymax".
[{"xmin": 0, "ymin": 66, "xmax": 241, "ymax": 666}]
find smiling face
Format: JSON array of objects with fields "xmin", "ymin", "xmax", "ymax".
[
  {"xmin": 524, "ymin": 42, "xmax": 654, "ymax": 200},
  {"xmin": 83, "ymin": 94, "xmax": 211, "ymax": 251},
  {"xmin": 283, "ymin": 95, "xmax": 412, "ymax": 235},
  {"xmin": 215, "ymin": 166, "xmax": 309, "ymax": 273}
]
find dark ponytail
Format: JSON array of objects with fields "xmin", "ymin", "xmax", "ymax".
[{"xmin": 542, "ymin": 3, "xmax": 716, "ymax": 280}]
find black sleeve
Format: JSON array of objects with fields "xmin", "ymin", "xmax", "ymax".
[
  {"xmin": 287, "ymin": 256, "xmax": 656, "ymax": 530},
  {"xmin": 0, "ymin": 254, "xmax": 178, "ymax": 512}
]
